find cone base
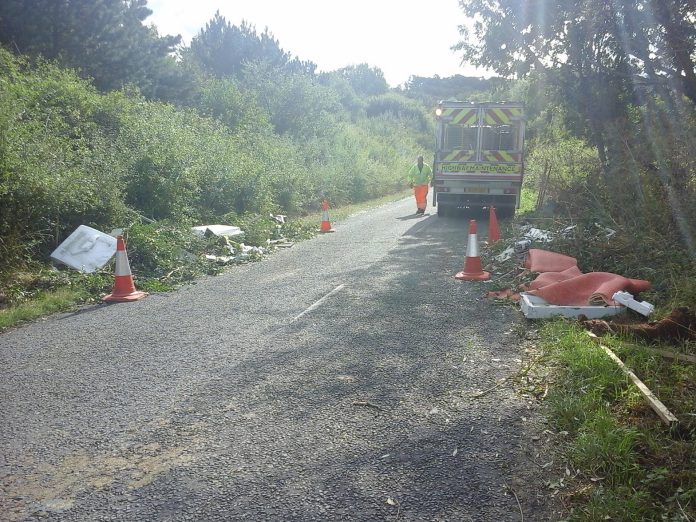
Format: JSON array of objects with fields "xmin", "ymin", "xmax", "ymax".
[
  {"xmin": 319, "ymin": 227, "xmax": 335, "ymax": 233},
  {"xmin": 104, "ymin": 291, "xmax": 148, "ymax": 302},
  {"xmin": 455, "ymin": 270, "xmax": 490, "ymax": 281}
]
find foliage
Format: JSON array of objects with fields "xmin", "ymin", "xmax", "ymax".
[
  {"xmin": 455, "ymin": 1, "xmax": 696, "ymax": 105},
  {"xmin": 404, "ymin": 74, "xmax": 507, "ymax": 104},
  {"xmin": 365, "ymin": 93, "xmax": 432, "ymax": 134},
  {"xmin": 0, "ymin": 287, "xmax": 87, "ymax": 331},
  {"xmin": 524, "ymin": 116, "xmax": 602, "ymax": 214},
  {"xmin": 240, "ymin": 63, "xmax": 340, "ymax": 140},
  {"xmin": 335, "ymin": 64, "xmax": 389, "ymax": 97},
  {"xmin": 540, "ymin": 321, "xmax": 696, "ymax": 520},
  {"xmin": 0, "ymin": 0, "xmax": 186, "ymax": 99},
  {"xmin": 0, "ymin": 31, "xmax": 429, "ymax": 291},
  {"xmin": 0, "ymin": 49, "xmax": 130, "ymax": 266},
  {"xmin": 185, "ymin": 12, "xmax": 316, "ymax": 79},
  {"xmin": 456, "ymin": 2, "xmax": 696, "ymax": 269}
]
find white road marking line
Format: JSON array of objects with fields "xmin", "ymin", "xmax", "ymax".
[{"xmin": 291, "ymin": 284, "xmax": 346, "ymax": 323}]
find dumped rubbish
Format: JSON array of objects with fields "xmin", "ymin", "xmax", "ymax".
[
  {"xmin": 487, "ymin": 249, "xmax": 652, "ymax": 319},
  {"xmin": 520, "ymin": 225, "xmax": 553, "ymax": 242},
  {"xmin": 50, "ymin": 225, "xmax": 117, "ymax": 273},
  {"xmin": 612, "ymin": 291, "xmax": 655, "ymax": 316},
  {"xmin": 525, "ymin": 270, "xmax": 651, "ymax": 307},
  {"xmin": 520, "ymin": 293, "xmax": 624, "ymax": 319},
  {"xmin": 205, "ymin": 254, "xmax": 235, "ymax": 263},
  {"xmin": 524, "ymin": 249, "xmax": 578, "ymax": 273},
  {"xmin": 268, "ymin": 238, "xmax": 294, "ymax": 248},
  {"xmin": 514, "ymin": 239, "xmax": 531, "ymax": 253},
  {"xmin": 191, "ymin": 224, "xmax": 243, "ymax": 238},
  {"xmin": 204, "ymin": 242, "xmax": 266, "ymax": 264}
]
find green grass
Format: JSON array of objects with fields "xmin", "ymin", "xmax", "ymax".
[
  {"xmin": 539, "ymin": 320, "xmax": 696, "ymax": 520},
  {"xmin": 0, "ymin": 287, "xmax": 86, "ymax": 330}
]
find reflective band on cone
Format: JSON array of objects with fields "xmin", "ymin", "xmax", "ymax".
[
  {"xmin": 104, "ymin": 235, "xmax": 148, "ymax": 302},
  {"xmin": 319, "ymin": 199, "xmax": 335, "ymax": 233},
  {"xmin": 488, "ymin": 206, "xmax": 501, "ymax": 243},
  {"xmin": 455, "ymin": 220, "xmax": 490, "ymax": 281}
]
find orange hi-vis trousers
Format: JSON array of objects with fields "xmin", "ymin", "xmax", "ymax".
[{"xmin": 414, "ymin": 184, "xmax": 429, "ymax": 210}]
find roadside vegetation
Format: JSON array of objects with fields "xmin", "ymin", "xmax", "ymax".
[
  {"xmin": 0, "ymin": 4, "xmax": 438, "ymax": 326},
  {"xmin": 1, "ymin": 1, "xmax": 695, "ymax": 518},
  {"xmin": 487, "ymin": 215, "xmax": 695, "ymax": 519},
  {"xmin": 536, "ymin": 321, "xmax": 696, "ymax": 520},
  {"xmin": 457, "ymin": 1, "xmax": 696, "ymax": 518}
]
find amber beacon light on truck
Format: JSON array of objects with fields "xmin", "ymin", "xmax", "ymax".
[{"xmin": 432, "ymin": 101, "xmax": 526, "ymax": 217}]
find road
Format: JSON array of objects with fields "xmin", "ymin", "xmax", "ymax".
[{"xmin": 1, "ymin": 198, "xmax": 554, "ymax": 521}]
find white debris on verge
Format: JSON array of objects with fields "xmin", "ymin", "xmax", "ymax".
[
  {"xmin": 50, "ymin": 225, "xmax": 117, "ymax": 273},
  {"xmin": 520, "ymin": 225, "xmax": 553, "ymax": 242},
  {"xmin": 191, "ymin": 224, "xmax": 244, "ymax": 237},
  {"xmin": 204, "ymin": 243, "xmax": 266, "ymax": 264}
]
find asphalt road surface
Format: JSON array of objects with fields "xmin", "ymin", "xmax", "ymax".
[{"xmin": 1, "ymin": 198, "xmax": 555, "ymax": 521}]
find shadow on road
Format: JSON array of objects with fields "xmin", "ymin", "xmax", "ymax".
[{"xmin": 138, "ymin": 209, "xmax": 550, "ymax": 520}]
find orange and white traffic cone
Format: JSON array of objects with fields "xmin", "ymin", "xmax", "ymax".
[
  {"xmin": 319, "ymin": 199, "xmax": 335, "ymax": 233},
  {"xmin": 455, "ymin": 220, "xmax": 491, "ymax": 281},
  {"xmin": 488, "ymin": 206, "xmax": 501, "ymax": 243},
  {"xmin": 103, "ymin": 235, "xmax": 148, "ymax": 302}
]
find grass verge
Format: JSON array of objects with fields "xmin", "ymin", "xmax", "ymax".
[
  {"xmin": 0, "ymin": 287, "xmax": 88, "ymax": 330},
  {"xmin": 537, "ymin": 320, "xmax": 696, "ymax": 520}
]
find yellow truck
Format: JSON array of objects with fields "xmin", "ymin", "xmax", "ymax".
[{"xmin": 433, "ymin": 101, "xmax": 525, "ymax": 217}]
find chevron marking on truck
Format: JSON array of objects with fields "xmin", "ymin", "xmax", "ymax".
[
  {"xmin": 451, "ymin": 108, "xmax": 478, "ymax": 125},
  {"xmin": 444, "ymin": 150, "xmax": 476, "ymax": 162},
  {"xmin": 482, "ymin": 150, "xmax": 518, "ymax": 162},
  {"xmin": 483, "ymin": 107, "xmax": 523, "ymax": 125}
]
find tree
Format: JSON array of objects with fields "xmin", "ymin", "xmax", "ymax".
[
  {"xmin": 335, "ymin": 64, "xmax": 389, "ymax": 97},
  {"xmin": 453, "ymin": 1, "xmax": 696, "ymax": 105},
  {"xmin": 454, "ymin": 0, "xmax": 696, "ymax": 257},
  {"xmin": 185, "ymin": 12, "xmax": 316, "ymax": 80},
  {"xmin": 0, "ymin": 0, "xmax": 182, "ymax": 98}
]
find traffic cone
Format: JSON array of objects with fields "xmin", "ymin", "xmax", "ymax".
[
  {"xmin": 488, "ymin": 206, "xmax": 501, "ymax": 243},
  {"xmin": 319, "ymin": 199, "xmax": 335, "ymax": 233},
  {"xmin": 455, "ymin": 220, "xmax": 491, "ymax": 281},
  {"xmin": 103, "ymin": 235, "xmax": 148, "ymax": 302}
]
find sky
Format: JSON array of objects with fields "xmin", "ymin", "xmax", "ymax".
[{"xmin": 145, "ymin": 0, "xmax": 485, "ymax": 87}]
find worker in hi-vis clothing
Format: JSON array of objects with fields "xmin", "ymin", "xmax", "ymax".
[{"xmin": 408, "ymin": 155, "xmax": 433, "ymax": 215}]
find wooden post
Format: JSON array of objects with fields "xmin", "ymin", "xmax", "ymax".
[{"xmin": 586, "ymin": 332, "xmax": 679, "ymax": 427}]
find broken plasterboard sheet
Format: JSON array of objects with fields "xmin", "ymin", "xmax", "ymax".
[
  {"xmin": 50, "ymin": 225, "xmax": 117, "ymax": 273},
  {"xmin": 191, "ymin": 225, "xmax": 244, "ymax": 237},
  {"xmin": 520, "ymin": 292, "xmax": 624, "ymax": 320}
]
